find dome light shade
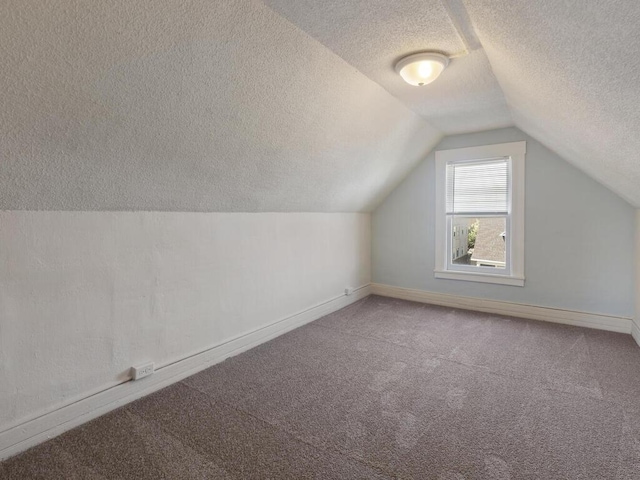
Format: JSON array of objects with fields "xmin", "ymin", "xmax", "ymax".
[{"xmin": 395, "ymin": 52, "xmax": 449, "ymax": 86}]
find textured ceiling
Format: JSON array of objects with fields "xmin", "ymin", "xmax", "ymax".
[
  {"xmin": 463, "ymin": 0, "xmax": 640, "ymax": 207},
  {"xmin": 2, "ymin": 0, "xmax": 639, "ymax": 211},
  {"xmin": 0, "ymin": 0, "xmax": 440, "ymax": 211},
  {"xmin": 264, "ymin": 0, "xmax": 512, "ymax": 134}
]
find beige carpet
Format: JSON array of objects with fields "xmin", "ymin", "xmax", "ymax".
[{"xmin": 2, "ymin": 295, "xmax": 640, "ymax": 479}]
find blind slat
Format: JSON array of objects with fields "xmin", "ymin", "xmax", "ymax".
[{"xmin": 446, "ymin": 159, "xmax": 508, "ymax": 214}]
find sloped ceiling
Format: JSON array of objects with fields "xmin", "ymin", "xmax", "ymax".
[
  {"xmin": 2, "ymin": 0, "xmax": 639, "ymax": 211},
  {"xmin": 462, "ymin": 0, "xmax": 640, "ymax": 207},
  {"xmin": 267, "ymin": 0, "xmax": 640, "ymax": 208},
  {"xmin": 264, "ymin": 0, "xmax": 512, "ymax": 134},
  {"xmin": 0, "ymin": 0, "xmax": 440, "ymax": 212}
]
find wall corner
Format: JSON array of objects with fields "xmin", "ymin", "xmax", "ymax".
[{"xmin": 634, "ymin": 210, "xmax": 640, "ymax": 347}]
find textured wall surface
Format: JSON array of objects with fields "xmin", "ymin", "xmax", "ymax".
[
  {"xmin": 463, "ymin": 0, "xmax": 640, "ymax": 207},
  {"xmin": 0, "ymin": 212, "xmax": 371, "ymax": 432},
  {"xmin": 372, "ymin": 128, "xmax": 635, "ymax": 317},
  {"xmin": 0, "ymin": 0, "xmax": 439, "ymax": 211}
]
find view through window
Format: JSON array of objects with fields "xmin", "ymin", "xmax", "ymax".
[{"xmin": 451, "ymin": 217, "xmax": 506, "ymax": 269}]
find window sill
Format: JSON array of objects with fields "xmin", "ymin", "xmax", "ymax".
[{"xmin": 434, "ymin": 269, "xmax": 525, "ymax": 287}]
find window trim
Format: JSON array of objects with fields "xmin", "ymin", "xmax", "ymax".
[{"xmin": 434, "ymin": 141, "xmax": 526, "ymax": 287}]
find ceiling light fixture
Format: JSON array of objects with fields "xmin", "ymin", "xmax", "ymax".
[{"xmin": 395, "ymin": 52, "xmax": 449, "ymax": 86}]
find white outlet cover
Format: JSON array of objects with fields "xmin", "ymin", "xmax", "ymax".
[{"xmin": 131, "ymin": 363, "xmax": 155, "ymax": 381}]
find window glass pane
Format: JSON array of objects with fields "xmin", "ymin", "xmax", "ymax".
[
  {"xmin": 451, "ymin": 217, "xmax": 506, "ymax": 269},
  {"xmin": 446, "ymin": 159, "xmax": 508, "ymax": 214}
]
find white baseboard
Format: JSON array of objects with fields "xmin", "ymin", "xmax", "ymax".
[
  {"xmin": 371, "ymin": 283, "xmax": 633, "ymax": 334},
  {"xmin": 0, "ymin": 285, "xmax": 371, "ymax": 461},
  {"xmin": 632, "ymin": 320, "xmax": 640, "ymax": 348}
]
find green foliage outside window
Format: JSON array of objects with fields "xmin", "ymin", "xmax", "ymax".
[{"xmin": 468, "ymin": 219, "xmax": 479, "ymax": 250}]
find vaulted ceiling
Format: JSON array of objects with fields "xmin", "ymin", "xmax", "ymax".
[
  {"xmin": 265, "ymin": 0, "xmax": 512, "ymax": 134},
  {"xmin": 1, "ymin": 0, "xmax": 639, "ymax": 211}
]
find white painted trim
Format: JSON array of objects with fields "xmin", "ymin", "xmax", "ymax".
[
  {"xmin": 371, "ymin": 283, "xmax": 632, "ymax": 334},
  {"xmin": 434, "ymin": 270, "xmax": 525, "ymax": 287},
  {"xmin": 435, "ymin": 141, "xmax": 527, "ymax": 162},
  {"xmin": 632, "ymin": 320, "xmax": 640, "ymax": 348},
  {"xmin": 434, "ymin": 154, "xmax": 447, "ymax": 271},
  {"xmin": 0, "ymin": 285, "xmax": 371, "ymax": 461},
  {"xmin": 435, "ymin": 141, "xmax": 526, "ymax": 286}
]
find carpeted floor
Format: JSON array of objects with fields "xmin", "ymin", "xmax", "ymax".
[{"xmin": 2, "ymin": 295, "xmax": 640, "ymax": 479}]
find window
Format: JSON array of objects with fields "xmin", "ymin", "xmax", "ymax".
[{"xmin": 435, "ymin": 141, "xmax": 525, "ymax": 286}]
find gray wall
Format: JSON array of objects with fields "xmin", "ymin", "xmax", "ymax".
[{"xmin": 372, "ymin": 127, "xmax": 635, "ymax": 318}]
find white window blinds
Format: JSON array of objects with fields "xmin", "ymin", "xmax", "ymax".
[{"xmin": 446, "ymin": 158, "xmax": 509, "ymax": 215}]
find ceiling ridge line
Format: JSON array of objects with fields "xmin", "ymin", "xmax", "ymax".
[{"xmin": 439, "ymin": 0, "xmax": 482, "ymax": 54}]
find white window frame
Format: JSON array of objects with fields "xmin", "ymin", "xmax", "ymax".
[{"xmin": 435, "ymin": 141, "xmax": 525, "ymax": 287}]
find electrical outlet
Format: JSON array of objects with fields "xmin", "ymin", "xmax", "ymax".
[
  {"xmin": 131, "ymin": 362, "xmax": 154, "ymax": 381},
  {"xmin": 345, "ymin": 287, "xmax": 354, "ymax": 296}
]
